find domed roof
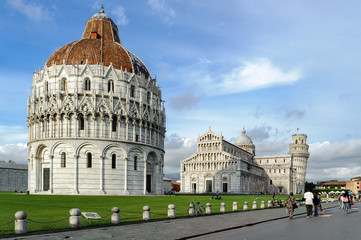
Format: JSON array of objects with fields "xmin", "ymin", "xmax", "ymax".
[
  {"xmin": 46, "ymin": 6, "xmax": 150, "ymax": 79},
  {"xmin": 235, "ymin": 128, "xmax": 254, "ymax": 146}
]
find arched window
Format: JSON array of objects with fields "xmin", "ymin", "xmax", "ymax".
[
  {"xmin": 85, "ymin": 78, "xmax": 91, "ymax": 91},
  {"xmin": 61, "ymin": 78, "xmax": 67, "ymax": 91},
  {"xmin": 147, "ymin": 92, "xmax": 151, "ymax": 104},
  {"xmin": 79, "ymin": 115, "xmax": 85, "ymax": 130},
  {"xmin": 134, "ymin": 156, "xmax": 137, "ymax": 170},
  {"xmin": 130, "ymin": 85, "xmax": 135, "ymax": 98},
  {"xmin": 295, "ymin": 140, "xmax": 298, "ymax": 144},
  {"xmin": 112, "ymin": 154, "xmax": 116, "ymax": 169},
  {"xmin": 112, "ymin": 116, "xmax": 117, "ymax": 132},
  {"xmin": 87, "ymin": 153, "xmax": 92, "ymax": 168},
  {"xmin": 61, "ymin": 152, "xmax": 66, "ymax": 168},
  {"xmin": 108, "ymin": 80, "xmax": 114, "ymax": 93}
]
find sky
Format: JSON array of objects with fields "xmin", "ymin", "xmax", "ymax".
[{"xmin": 1, "ymin": 0, "xmax": 361, "ymax": 183}]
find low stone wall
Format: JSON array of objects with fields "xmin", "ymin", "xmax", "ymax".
[{"xmin": 0, "ymin": 163, "xmax": 27, "ymax": 192}]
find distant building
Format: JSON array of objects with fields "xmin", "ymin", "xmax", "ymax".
[
  {"xmin": 346, "ymin": 177, "xmax": 361, "ymax": 194},
  {"xmin": 315, "ymin": 181, "xmax": 347, "ymax": 190},
  {"xmin": 0, "ymin": 162, "xmax": 27, "ymax": 192},
  {"xmin": 180, "ymin": 128, "xmax": 309, "ymax": 194},
  {"xmin": 163, "ymin": 177, "xmax": 172, "ymax": 193}
]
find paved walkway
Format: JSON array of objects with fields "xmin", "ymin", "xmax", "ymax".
[{"xmin": 3, "ymin": 202, "xmax": 338, "ymax": 240}]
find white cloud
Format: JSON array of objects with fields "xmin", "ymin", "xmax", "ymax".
[
  {"xmin": 164, "ymin": 133, "xmax": 197, "ymax": 178},
  {"xmin": 110, "ymin": 6, "xmax": 129, "ymax": 26},
  {"xmin": 0, "ymin": 143, "xmax": 28, "ymax": 164},
  {"xmin": 147, "ymin": 0, "xmax": 176, "ymax": 25},
  {"xmin": 306, "ymin": 139, "xmax": 361, "ymax": 182},
  {"xmin": 7, "ymin": 0, "xmax": 52, "ymax": 22},
  {"xmin": 213, "ymin": 58, "xmax": 301, "ymax": 95}
]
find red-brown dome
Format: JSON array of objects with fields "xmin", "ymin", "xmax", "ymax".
[{"xmin": 46, "ymin": 8, "xmax": 150, "ymax": 78}]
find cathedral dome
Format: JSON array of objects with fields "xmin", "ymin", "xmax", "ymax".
[
  {"xmin": 235, "ymin": 128, "xmax": 253, "ymax": 146},
  {"xmin": 46, "ymin": 6, "xmax": 150, "ymax": 78}
]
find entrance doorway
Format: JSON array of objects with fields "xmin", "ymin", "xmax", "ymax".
[
  {"xmin": 43, "ymin": 168, "xmax": 50, "ymax": 191},
  {"xmin": 146, "ymin": 174, "xmax": 152, "ymax": 193},
  {"xmin": 206, "ymin": 180, "xmax": 212, "ymax": 193},
  {"xmin": 223, "ymin": 183, "xmax": 228, "ymax": 192},
  {"xmin": 192, "ymin": 183, "xmax": 196, "ymax": 193}
]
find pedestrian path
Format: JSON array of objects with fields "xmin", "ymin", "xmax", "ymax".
[{"xmin": 2, "ymin": 202, "xmax": 338, "ymax": 240}]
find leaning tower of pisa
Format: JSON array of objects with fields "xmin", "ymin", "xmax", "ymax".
[{"xmin": 288, "ymin": 134, "xmax": 310, "ymax": 194}]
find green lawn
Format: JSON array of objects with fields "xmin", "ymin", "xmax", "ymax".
[{"xmin": 0, "ymin": 192, "xmax": 296, "ymax": 235}]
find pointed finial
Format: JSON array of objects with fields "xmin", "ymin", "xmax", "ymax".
[
  {"xmin": 100, "ymin": 4, "xmax": 104, "ymax": 13},
  {"xmin": 242, "ymin": 127, "xmax": 246, "ymax": 134},
  {"xmin": 209, "ymin": 126, "xmax": 211, "ymax": 132}
]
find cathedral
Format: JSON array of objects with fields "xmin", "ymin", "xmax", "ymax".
[
  {"xmin": 180, "ymin": 128, "xmax": 309, "ymax": 194},
  {"xmin": 27, "ymin": 7, "xmax": 166, "ymax": 195}
]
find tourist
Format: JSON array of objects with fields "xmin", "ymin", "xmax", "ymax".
[
  {"xmin": 317, "ymin": 193, "xmax": 324, "ymax": 213},
  {"xmin": 343, "ymin": 192, "xmax": 351, "ymax": 214},
  {"xmin": 286, "ymin": 192, "xmax": 297, "ymax": 219},
  {"xmin": 313, "ymin": 192, "xmax": 319, "ymax": 217},
  {"xmin": 273, "ymin": 192, "xmax": 275, "ymax": 200},
  {"xmin": 304, "ymin": 189, "xmax": 313, "ymax": 218}
]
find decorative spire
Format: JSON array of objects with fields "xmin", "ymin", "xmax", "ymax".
[
  {"xmin": 209, "ymin": 126, "xmax": 211, "ymax": 132},
  {"xmin": 100, "ymin": 4, "xmax": 104, "ymax": 13}
]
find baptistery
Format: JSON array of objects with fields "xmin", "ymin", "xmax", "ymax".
[{"xmin": 27, "ymin": 7, "xmax": 166, "ymax": 195}]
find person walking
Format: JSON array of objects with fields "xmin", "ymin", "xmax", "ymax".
[
  {"xmin": 286, "ymin": 192, "xmax": 297, "ymax": 219},
  {"xmin": 313, "ymin": 192, "xmax": 319, "ymax": 217},
  {"xmin": 343, "ymin": 192, "xmax": 351, "ymax": 214},
  {"xmin": 317, "ymin": 193, "xmax": 324, "ymax": 213},
  {"xmin": 304, "ymin": 189, "xmax": 313, "ymax": 218}
]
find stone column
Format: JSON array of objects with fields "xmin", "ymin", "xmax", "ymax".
[
  {"xmin": 143, "ymin": 158, "xmax": 147, "ymax": 195},
  {"xmin": 15, "ymin": 211, "xmax": 27, "ymax": 234},
  {"xmin": 149, "ymin": 126, "xmax": 153, "ymax": 145},
  {"xmin": 100, "ymin": 116, "xmax": 104, "ymax": 138},
  {"xmin": 69, "ymin": 208, "xmax": 81, "ymax": 228},
  {"xmin": 65, "ymin": 116, "xmax": 69, "ymax": 137},
  {"xmin": 57, "ymin": 115, "xmax": 61, "ymax": 137},
  {"xmin": 232, "ymin": 202, "xmax": 238, "ymax": 212},
  {"xmin": 111, "ymin": 207, "xmax": 120, "ymax": 224},
  {"xmin": 92, "ymin": 116, "xmax": 96, "ymax": 138},
  {"xmin": 124, "ymin": 157, "xmax": 129, "ymax": 194},
  {"xmin": 143, "ymin": 206, "xmax": 150, "ymax": 221},
  {"xmin": 100, "ymin": 155, "xmax": 104, "ymax": 193},
  {"xmin": 74, "ymin": 115, "xmax": 78, "ymax": 138},
  {"xmin": 109, "ymin": 118, "xmax": 113, "ymax": 139},
  {"xmin": 144, "ymin": 124, "xmax": 148, "ymax": 144},
  {"xmin": 206, "ymin": 203, "xmax": 212, "ymax": 215},
  {"xmin": 139, "ymin": 122, "xmax": 143, "ymax": 143},
  {"xmin": 220, "ymin": 202, "xmax": 226, "ymax": 213},
  {"xmin": 125, "ymin": 119, "xmax": 129, "ymax": 141},
  {"xmin": 132, "ymin": 120, "xmax": 136, "ymax": 142},
  {"xmin": 117, "ymin": 117, "xmax": 121, "ymax": 139},
  {"xmin": 74, "ymin": 155, "xmax": 79, "ymax": 194}
]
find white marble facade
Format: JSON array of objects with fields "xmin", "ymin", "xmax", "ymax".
[
  {"xmin": 27, "ymin": 8, "xmax": 166, "ymax": 195},
  {"xmin": 181, "ymin": 128, "xmax": 309, "ymax": 194}
]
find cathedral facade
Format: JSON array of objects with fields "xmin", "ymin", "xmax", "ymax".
[
  {"xmin": 180, "ymin": 128, "xmax": 309, "ymax": 194},
  {"xmin": 27, "ymin": 7, "xmax": 166, "ymax": 195}
]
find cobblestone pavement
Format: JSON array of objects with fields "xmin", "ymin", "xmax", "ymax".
[{"xmin": 2, "ymin": 202, "xmax": 338, "ymax": 240}]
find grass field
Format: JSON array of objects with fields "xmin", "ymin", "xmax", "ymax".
[{"xmin": 0, "ymin": 192, "xmax": 297, "ymax": 235}]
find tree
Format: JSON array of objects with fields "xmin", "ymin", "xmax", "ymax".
[{"xmin": 305, "ymin": 181, "xmax": 315, "ymax": 192}]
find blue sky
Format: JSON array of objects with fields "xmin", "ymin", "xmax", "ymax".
[{"xmin": 1, "ymin": 0, "xmax": 361, "ymax": 183}]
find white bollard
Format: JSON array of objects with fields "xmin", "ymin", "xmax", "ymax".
[
  {"xmin": 281, "ymin": 200, "xmax": 284, "ymax": 207},
  {"xmin": 261, "ymin": 201, "xmax": 265, "ymax": 209},
  {"xmin": 268, "ymin": 200, "xmax": 272, "ymax": 208},
  {"xmin": 188, "ymin": 203, "xmax": 195, "ymax": 216},
  {"xmin": 206, "ymin": 203, "xmax": 212, "ymax": 215},
  {"xmin": 168, "ymin": 204, "xmax": 176, "ymax": 219},
  {"xmin": 15, "ymin": 211, "xmax": 27, "ymax": 234},
  {"xmin": 143, "ymin": 206, "xmax": 150, "ymax": 221},
  {"xmin": 243, "ymin": 201, "xmax": 248, "ymax": 211},
  {"xmin": 220, "ymin": 202, "xmax": 226, "ymax": 213},
  {"xmin": 232, "ymin": 202, "xmax": 238, "ymax": 212},
  {"xmin": 252, "ymin": 201, "xmax": 257, "ymax": 210},
  {"xmin": 69, "ymin": 208, "xmax": 81, "ymax": 229},
  {"xmin": 111, "ymin": 207, "xmax": 120, "ymax": 224}
]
